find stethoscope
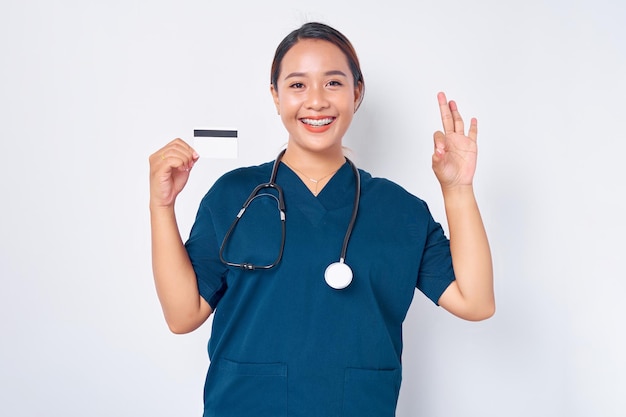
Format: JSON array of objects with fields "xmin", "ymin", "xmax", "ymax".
[{"xmin": 219, "ymin": 149, "xmax": 360, "ymax": 290}]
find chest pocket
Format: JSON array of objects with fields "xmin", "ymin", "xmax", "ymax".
[
  {"xmin": 205, "ymin": 359, "xmax": 288, "ymax": 417},
  {"xmin": 342, "ymin": 367, "xmax": 402, "ymax": 417}
]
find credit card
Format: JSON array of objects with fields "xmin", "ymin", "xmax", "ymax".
[{"xmin": 193, "ymin": 128, "xmax": 238, "ymax": 159}]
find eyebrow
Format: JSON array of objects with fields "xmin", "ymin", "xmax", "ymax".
[{"xmin": 283, "ymin": 70, "xmax": 348, "ymax": 80}]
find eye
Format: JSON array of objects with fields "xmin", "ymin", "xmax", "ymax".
[
  {"xmin": 327, "ymin": 80, "xmax": 343, "ymax": 87},
  {"xmin": 289, "ymin": 82, "xmax": 305, "ymax": 89}
]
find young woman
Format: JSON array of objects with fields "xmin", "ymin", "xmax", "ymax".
[{"xmin": 149, "ymin": 21, "xmax": 494, "ymax": 417}]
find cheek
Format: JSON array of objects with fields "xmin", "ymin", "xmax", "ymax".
[
  {"xmin": 341, "ymin": 99, "xmax": 357, "ymax": 116},
  {"xmin": 278, "ymin": 95, "xmax": 301, "ymax": 113}
]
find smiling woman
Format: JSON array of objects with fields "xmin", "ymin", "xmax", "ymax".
[
  {"xmin": 270, "ymin": 38, "xmax": 362, "ymax": 187},
  {"xmin": 148, "ymin": 21, "xmax": 494, "ymax": 417}
]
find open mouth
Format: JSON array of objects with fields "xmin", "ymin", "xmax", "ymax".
[{"xmin": 300, "ymin": 117, "xmax": 335, "ymax": 127}]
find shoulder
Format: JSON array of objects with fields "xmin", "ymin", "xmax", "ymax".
[
  {"xmin": 201, "ymin": 161, "xmax": 274, "ymax": 206},
  {"xmin": 215, "ymin": 161, "xmax": 273, "ymax": 187},
  {"xmin": 358, "ymin": 168, "xmax": 429, "ymax": 212}
]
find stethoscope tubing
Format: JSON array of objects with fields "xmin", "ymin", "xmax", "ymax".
[
  {"xmin": 219, "ymin": 149, "xmax": 360, "ymax": 281},
  {"xmin": 218, "ymin": 152, "xmax": 287, "ymax": 270},
  {"xmin": 339, "ymin": 159, "xmax": 360, "ymax": 263}
]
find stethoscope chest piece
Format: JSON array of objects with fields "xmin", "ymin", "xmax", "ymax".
[{"xmin": 324, "ymin": 261, "xmax": 353, "ymax": 290}]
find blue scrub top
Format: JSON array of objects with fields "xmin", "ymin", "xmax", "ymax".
[{"xmin": 185, "ymin": 160, "xmax": 455, "ymax": 417}]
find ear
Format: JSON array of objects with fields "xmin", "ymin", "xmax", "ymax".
[
  {"xmin": 353, "ymin": 81, "xmax": 364, "ymax": 112},
  {"xmin": 270, "ymin": 84, "xmax": 280, "ymax": 115}
]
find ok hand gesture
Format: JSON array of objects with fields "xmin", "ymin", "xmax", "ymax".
[{"xmin": 432, "ymin": 92, "xmax": 478, "ymax": 190}]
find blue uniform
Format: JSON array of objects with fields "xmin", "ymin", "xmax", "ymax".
[{"xmin": 185, "ymin": 160, "xmax": 455, "ymax": 417}]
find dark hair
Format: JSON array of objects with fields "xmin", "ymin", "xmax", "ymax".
[{"xmin": 270, "ymin": 22, "xmax": 365, "ymax": 109}]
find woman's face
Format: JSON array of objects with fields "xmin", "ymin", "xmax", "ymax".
[{"xmin": 271, "ymin": 39, "xmax": 362, "ymax": 156}]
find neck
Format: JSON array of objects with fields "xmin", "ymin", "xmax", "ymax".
[
  {"xmin": 281, "ymin": 147, "xmax": 346, "ymax": 179},
  {"xmin": 281, "ymin": 147, "xmax": 346, "ymax": 196}
]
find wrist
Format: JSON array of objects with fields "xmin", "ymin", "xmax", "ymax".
[
  {"xmin": 441, "ymin": 184, "xmax": 477, "ymax": 208},
  {"xmin": 149, "ymin": 201, "xmax": 176, "ymax": 215},
  {"xmin": 441, "ymin": 183, "xmax": 474, "ymax": 197}
]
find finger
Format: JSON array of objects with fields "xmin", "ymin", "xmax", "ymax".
[
  {"xmin": 169, "ymin": 138, "xmax": 199, "ymax": 160},
  {"xmin": 433, "ymin": 130, "xmax": 446, "ymax": 156},
  {"xmin": 152, "ymin": 139, "xmax": 199, "ymax": 168},
  {"xmin": 437, "ymin": 92, "xmax": 454, "ymax": 135},
  {"xmin": 151, "ymin": 139, "xmax": 186, "ymax": 161},
  {"xmin": 468, "ymin": 117, "xmax": 478, "ymax": 141},
  {"xmin": 164, "ymin": 147, "xmax": 196, "ymax": 171},
  {"xmin": 449, "ymin": 100, "xmax": 465, "ymax": 134}
]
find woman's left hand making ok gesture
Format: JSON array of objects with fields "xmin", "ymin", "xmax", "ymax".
[
  {"xmin": 432, "ymin": 91, "xmax": 495, "ymax": 321},
  {"xmin": 432, "ymin": 91, "xmax": 479, "ymax": 189}
]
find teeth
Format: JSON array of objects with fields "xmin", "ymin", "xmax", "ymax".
[{"xmin": 302, "ymin": 118, "xmax": 333, "ymax": 127}]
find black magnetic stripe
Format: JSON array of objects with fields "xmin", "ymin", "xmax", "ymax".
[{"xmin": 193, "ymin": 129, "xmax": 238, "ymax": 138}]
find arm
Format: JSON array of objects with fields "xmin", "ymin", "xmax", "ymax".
[
  {"xmin": 431, "ymin": 92, "xmax": 495, "ymax": 321},
  {"xmin": 149, "ymin": 138, "xmax": 213, "ymax": 334}
]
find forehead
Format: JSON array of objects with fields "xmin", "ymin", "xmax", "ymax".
[{"xmin": 280, "ymin": 39, "xmax": 350, "ymax": 74}]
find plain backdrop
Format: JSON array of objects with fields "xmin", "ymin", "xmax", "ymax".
[{"xmin": 1, "ymin": 1, "xmax": 625, "ymax": 416}]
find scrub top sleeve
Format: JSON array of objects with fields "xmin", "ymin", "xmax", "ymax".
[
  {"xmin": 185, "ymin": 195, "xmax": 228, "ymax": 310},
  {"xmin": 416, "ymin": 202, "xmax": 456, "ymax": 306}
]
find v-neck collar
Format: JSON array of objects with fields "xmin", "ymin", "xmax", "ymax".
[{"xmin": 277, "ymin": 161, "xmax": 356, "ymax": 213}]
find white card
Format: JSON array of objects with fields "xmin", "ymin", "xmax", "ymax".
[{"xmin": 193, "ymin": 128, "xmax": 238, "ymax": 159}]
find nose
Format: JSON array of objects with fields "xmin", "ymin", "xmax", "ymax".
[{"xmin": 304, "ymin": 85, "xmax": 329, "ymax": 111}]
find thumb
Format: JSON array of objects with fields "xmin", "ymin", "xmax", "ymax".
[{"xmin": 433, "ymin": 130, "xmax": 446, "ymax": 157}]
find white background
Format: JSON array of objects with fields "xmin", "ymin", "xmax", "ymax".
[{"xmin": 1, "ymin": 1, "xmax": 625, "ymax": 416}]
